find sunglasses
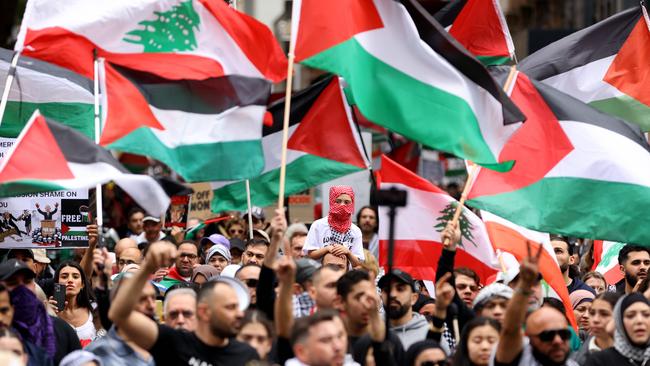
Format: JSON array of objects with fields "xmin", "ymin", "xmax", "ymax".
[
  {"xmin": 534, "ymin": 329, "xmax": 571, "ymax": 342},
  {"xmin": 168, "ymin": 310, "xmax": 194, "ymax": 320},
  {"xmin": 229, "ymin": 229, "xmax": 244, "ymax": 234},
  {"xmin": 421, "ymin": 361, "xmax": 449, "ymax": 366},
  {"xmin": 244, "ymin": 279, "xmax": 259, "ymax": 288}
]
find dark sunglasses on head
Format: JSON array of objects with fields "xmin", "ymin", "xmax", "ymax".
[{"xmin": 534, "ymin": 328, "xmax": 571, "ymax": 342}]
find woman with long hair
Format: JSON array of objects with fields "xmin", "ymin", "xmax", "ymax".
[
  {"xmin": 584, "ymin": 293, "xmax": 650, "ymax": 366},
  {"xmin": 236, "ymin": 310, "xmax": 274, "ymax": 360},
  {"xmin": 52, "ymin": 261, "xmax": 104, "ymax": 347},
  {"xmin": 453, "ymin": 317, "xmax": 501, "ymax": 366},
  {"xmin": 572, "ymin": 292, "xmax": 621, "ymax": 364}
]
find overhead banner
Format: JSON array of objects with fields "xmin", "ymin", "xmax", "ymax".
[{"xmin": 0, "ymin": 137, "xmax": 90, "ymax": 248}]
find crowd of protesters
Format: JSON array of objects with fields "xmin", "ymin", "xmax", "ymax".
[{"xmin": 0, "ymin": 185, "xmax": 648, "ymax": 366}]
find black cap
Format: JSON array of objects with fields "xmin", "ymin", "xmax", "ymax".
[
  {"xmin": 7, "ymin": 249, "xmax": 34, "ymax": 261},
  {"xmin": 229, "ymin": 238, "xmax": 245, "ymax": 252},
  {"xmin": 0, "ymin": 259, "xmax": 36, "ymax": 281},
  {"xmin": 295, "ymin": 258, "xmax": 321, "ymax": 285},
  {"xmin": 378, "ymin": 269, "xmax": 415, "ymax": 291}
]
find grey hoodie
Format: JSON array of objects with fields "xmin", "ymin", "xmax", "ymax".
[{"xmin": 389, "ymin": 312, "xmax": 430, "ymax": 350}]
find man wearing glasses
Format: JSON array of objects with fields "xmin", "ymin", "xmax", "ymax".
[
  {"xmin": 159, "ymin": 241, "xmax": 198, "ymax": 290},
  {"xmin": 493, "ymin": 244, "xmax": 577, "ymax": 366}
]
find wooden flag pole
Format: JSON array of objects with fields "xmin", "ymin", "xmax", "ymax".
[
  {"xmin": 0, "ymin": 51, "xmax": 21, "ymax": 129},
  {"xmin": 443, "ymin": 65, "xmax": 518, "ymax": 246},
  {"xmin": 245, "ymin": 179, "xmax": 254, "ymax": 240},
  {"xmin": 93, "ymin": 52, "xmax": 104, "ymax": 230}
]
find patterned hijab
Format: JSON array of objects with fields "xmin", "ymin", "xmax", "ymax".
[
  {"xmin": 327, "ymin": 185, "xmax": 355, "ymax": 233},
  {"xmin": 613, "ymin": 292, "xmax": 650, "ymax": 363}
]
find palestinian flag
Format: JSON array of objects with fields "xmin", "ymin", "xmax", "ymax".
[
  {"xmin": 467, "ymin": 66, "xmax": 650, "ymax": 245},
  {"xmin": 15, "ymin": 0, "xmax": 287, "ymax": 182},
  {"xmin": 434, "ymin": 0, "xmax": 515, "ymax": 65},
  {"xmin": 0, "ymin": 47, "xmax": 94, "ymax": 139},
  {"xmin": 592, "ymin": 240, "xmax": 625, "ymax": 285},
  {"xmin": 481, "ymin": 211, "xmax": 578, "ymax": 330},
  {"xmin": 292, "ymin": 0, "xmax": 524, "ymax": 172},
  {"xmin": 210, "ymin": 77, "xmax": 368, "ymax": 212},
  {"xmin": 377, "ymin": 155, "xmax": 498, "ymax": 283},
  {"xmin": 519, "ymin": 5, "xmax": 650, "ymax": 131},
  {"xmin": 0, "ymin": 111, "xmax": 170, "ymax": 215}
]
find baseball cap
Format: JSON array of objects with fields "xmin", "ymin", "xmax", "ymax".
[
  {"xmin": 378, "ymin": 269, "xmax": 415, "ymax": 291},
  {"xmin": 285, "ymin": 223, "xmax": 309, "ymax": 241},
  {"xmin": 295, "ymin": 258, "xmax": 321, "ymax": 285},
  {"xmin": 206, "ymin": 244, "xmax": 232, "ymax": 262},
  {"xmin": 243, "ymin": 206, "xmax": 265, "ymax": 221},
  {"xmin": 142, "ymin": 216, "xmax": 161, "ymax": 223},
  {"xmin": 210, "ymin": 276, "xmax": 250, "ymax": 311},
  {"xmin": 252, "ymin": 229, "xmax": 270, "ymax": 244},
  {"xmin": 32, "ymin": 249, "xmax": 51, "ymax": 264},
  {"xmin": 200, "ymin": 234, "xmax": 230, "ymax": 249},
  {"xmin": 7, "ymin": 249, "xmax": 34, "ymax": 261},
  {"xmin": 0, "ymin": 259, "xmax": 36, "ymax": 281},
  {"xmin": 229, "ymin": 238, "xmax": 245, "ymax": 252}
]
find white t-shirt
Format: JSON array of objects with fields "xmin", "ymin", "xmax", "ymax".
[{"xmin": 303, "ymin": 217, "xmax": 365, "ymax": 261}]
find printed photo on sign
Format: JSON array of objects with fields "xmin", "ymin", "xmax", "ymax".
[{"xmin": 165, "ymin": 195, "xmax": 190, "ymax": 228}]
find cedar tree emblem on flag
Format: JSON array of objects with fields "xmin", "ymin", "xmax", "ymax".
[
  {"xmin": 434, "ymin": 202, "xmax": 478, "ymax": 248},
  {"xmin": 123, "ymin": 0, "xmax": 201, "ymax": 52}
]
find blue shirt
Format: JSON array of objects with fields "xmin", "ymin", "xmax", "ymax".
[{"xmin": 86, "ymin": 326, "xmax": 154, "ymax": 366}]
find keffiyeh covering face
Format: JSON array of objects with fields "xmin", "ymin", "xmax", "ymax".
[
  {"xmin": 328, "ymin": 185, "xmax": 355, "ymax": 233},
  {"xmin": 613, "ymin": 293, "xmax": 650, "ymax": 363}
]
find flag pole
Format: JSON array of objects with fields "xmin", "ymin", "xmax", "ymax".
[
  {"xmin": 277, "ymin": 3, "xmax": 297, "ymax": 211},
  {"xmin": 443, "ymin": 66, "xmax": 518, "ymax": 246},
  {"xmin": 93, "ymin": 50, "xmax": 104, "ymax": 232},
  {"xmin": 245, "ymin": 179, "xmax": 254, "ymax": 240},
  {"xmin": 0, "ymin": 51, "xmax": 21, "ymax": 129}
]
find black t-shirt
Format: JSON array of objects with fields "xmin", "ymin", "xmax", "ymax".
[
  {"xmin": 51, "ymin": 315, "xmax": 81, "ymax": 365},
  {"xmin": 150, "ymin": 325, "xmax": 259, "ymax": 366}
]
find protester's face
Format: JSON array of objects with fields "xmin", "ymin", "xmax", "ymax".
[
  {"xmin": 228, "ymin": 224, "xmax": 245, "ymax": 240},
  {"xmin": 128, "ymin": 212, "xmax": 144, "ymax": 235},
  {"xmin": 291, "ymin": 235, "xmax": 307, "ymax": 259},
  {"xmin": 588, "ymin": 299, "xmax": 613, "ymax": 338},
  {"xmin": 143, "ymin": 221, "xmax": 162, "ymax": 241},
  {"xmin": 335, "ymin": 194, "xmax": 352, "ymax": 206},
  {"xmin": 193, "ymin": 274, "xmax": 208, "ymax": 286},
  {"xmin": 242, "ymin": 244, "xmax": 267, "ymax": 266},
  {"xmin": 0, "ymin": 292, "xmax": 14, "ymax": 328},
  {"xmin": 165, "ymin": 294, "xmax": 197, "ymax": 331},
  {"xmin": 358, "ymin": 208, "xmax": 377, "ymax": 233},
  {"xmin": 118, "ymin": 248, "xmax": 142, "ymax": 273},
  {"xmin": 134, "ymin": 283, "xmax": 156, "ymax": 319},
  {"xmin": 230, "ymin": 249, "xmax": 242, "ymax": 265},
  {"xmin": 526, "ymin": 309, "xmax": 570, "ymax": 364},
  {"xmin": 585, "ymin": 277, "xmax": 606, "ymax": 295},
  {"xmin": 381, "ymin": 281, "xmax": 415, "ymax": 321},
  {"xmin": 455, "ymin": 274, "xmax": 479, "ymax": 307},
  {"xmin": 551, "ymin": 240, "xmax": 571, "ymax": 273},
  {"xmin": 236, "ymin": 266, "xmax": 261, "ymax": 305},
  {"xmin": 204, "ymin": 284, "xmax": 243, "ymax": 338},
  {"xmin": 0, "ymin": 337, "xmax": 26, "ymax": 364},
  {"xmin": 467, "ymin": 325, "xmax": 499, "ymax": 366},
  {"xmin": 418, "ymin": 303, "xmax": 437, "ymax": 317},
  {"xmin": 237, "ymin": 322, "xmax": 272, "ymax": 360},
  {"xmin": 208, "ymin": 254, "xmax": 229, "ymax": 274},
  {"xmin": 479, "ymin": 297, "xmax": 509, "ymax": 325},
  {"xmin": 310, "ymin": 268, "xmax": 344, "ymax": 310},
  {"xmin": 414, "ymin": 348, "xmax": 447, "ymax": 366},
  {"xmin": 322, "ymin": 253, "xmax": 347, "ymax": 270},
  {"xmin": 574, "ymin": 302, "xmax": 592, "ymax": 331},
  {"xmin": 176, "ymin": 244, "xmax": 198, "ymax": 278},
  {"xmin": 623, "ymin": 302, "xmax": 650, "ymax": 346},
  {"xmin": 303, "ymin": 320, "xmax": 347, "ymax": 366},
  {"xmin": 622, "ymin": 251, "xmax": 650, "ymax": 287},
  {"xmin": 342, "ymin": 280, "xmax": 375, "ymax": 329},
  {"xmin": 58, "ymin": 266, "xmax": 83, "ymax": 298}
]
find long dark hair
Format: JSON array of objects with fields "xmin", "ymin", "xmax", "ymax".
[
  {"xmin": 453, "ymin": 317, "xmax": 501, "ymax": 366},
  {"xmin": 241, "ymin": 309, "xmax": 274, "ymax": 339},
  {"xmin": 54, "ymin": 260, "xmax": 94, "ymax": 310}
]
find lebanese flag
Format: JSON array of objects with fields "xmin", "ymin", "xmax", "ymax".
[
  {"xmin": 377, "ymin": 155, "xmax": 498, "ymax": 283},
  {"xmin": 434, "ymin": 0, "xmax": 515, "ymax": 65},
  {"xmin": 0, "ymin": 111, "xmax": 170, "ymax": 215},
  {"xmin": 468, "ymin": 67, "xmax": 650, "ymax": 245},
  {"xmin": 210, "ymin": 76, "xmax": 368, "ymax": 212},
  {"xmin": 15, "ymin": 0, "xmax": 287, "ymax": 182},
  {"xmin": 292, "ymin": 0, "xmax": 524, "ymax": 172},
  {"xmin": 520, "ymin": 4, "xmax": 650, "ymax": 131},
  {"xmin": 481, "ymin": 211, "xmax": 578, "ymax": 330},
  {"xmin": 592, "ymin": 240, "xmax": 625, "ymax": 285}
]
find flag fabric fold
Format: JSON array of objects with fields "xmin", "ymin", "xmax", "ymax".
[
  {"xmin": 377, "ymin": 155, "xmax": 498, "ymax": 283},
  {"xmin": 16, "ymin": 0, "xmax": 287, "ymax": 182},
  {"xmin": 520, "ymin": 5, "xmax": 650, "ymax": 131},
  {"xmin": 0, "ymin": 111, "xmax": 170, "ymax": 215},
  {"xmin": 210, "ymin": 76, "xmax": 368, "ymax": 212},
  {"xmin": 292, "ymin": 0, "xmax": 524, "ymax": 171},
  {"xmin": 468, "ymin": 66, "xmax": 650, "ymax": 245}
]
